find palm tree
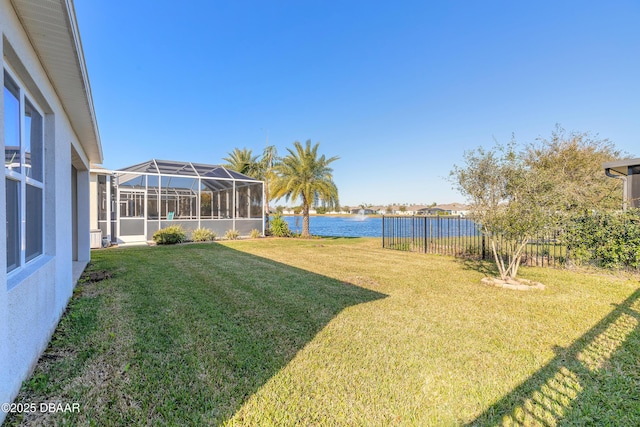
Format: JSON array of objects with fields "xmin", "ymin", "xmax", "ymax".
[
  {"xmin": 223, "ymin": 148, "xmax": 260, "ymax": 177},
  {"xmin": 257, "ymin": 145, "xmax": 278, "ymax": 215},
  {"xmin": 271, "ymin": 140, "xmax": 339, "ymax": 238}
]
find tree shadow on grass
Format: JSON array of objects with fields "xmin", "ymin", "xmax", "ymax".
[
  {"xmin": 466, "ymin": 287, "xmax": 640, "ymax": 426},
  {"xmin": 63, "ymin": 243, "xmax": 387, "ymax": 426},
  {"xmin": 456, "ymin": 256, "xmax": 501, "ymax": 278}
]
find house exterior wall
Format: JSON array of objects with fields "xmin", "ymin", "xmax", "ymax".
[{"xmin": 0, "ymin": 1, "xmax": 97, "ymax": 422}]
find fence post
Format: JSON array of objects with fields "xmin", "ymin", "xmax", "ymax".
[{"xmin": 423, "ymin": 216, "xmax": 427, "ymax": 254}]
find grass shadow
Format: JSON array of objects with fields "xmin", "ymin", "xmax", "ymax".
[
  {"xmin": 466, "ymin": 287, "xmax": 640, "ymax": 426},
  {"xmin": 6, "ymin": 242, "xmax": 386, "ymax": 426}
]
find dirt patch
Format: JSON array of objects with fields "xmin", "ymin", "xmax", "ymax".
[
  {"xmin": 481, "ymin": 277, "xmax": 545, "ymax": 291},
  {"xmin": 81, "ymin": 270, "xmax": 113, "ymax": 283}
]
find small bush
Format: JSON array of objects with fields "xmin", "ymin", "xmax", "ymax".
[
  {"xmin": 153, "ymin": 225, "xmax": 186, "ymax": 245},
  {"xmin": 269, "ymin": 214, "xmax": 291, "ymax": 237},
  {"xmin": 224, "ymin": 229, "xmax": 240, "ymax": 240},
  {"xmin": 250, "ymin": 229, "xmax": 261, "ymax": 239},
  {"xmin": 191, "ymin": 227, "xmax": 216, "ymax": 242}
]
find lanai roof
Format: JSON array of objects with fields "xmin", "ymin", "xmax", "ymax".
[{"xmin": 117, "ymin": 159, "xmax": 260, "ymax": 181}]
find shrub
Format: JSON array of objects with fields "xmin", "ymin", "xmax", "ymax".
[
  {"xmin": 249, "ymin": 229, "xmax": 261, "ymax": 239},
  {"xmin": 269, "ymin": 214, "xmax": 291, "ymax": 237},
  {"xmin": 224, "ymin": 229, "xmax": 240, "ymax": 240},
  {"xmin": 564, "ymin": 209, "xmax": 640, "ymax": 269},
  {"xmin": 153, "ymin": 225, "xmax": 186, "ymax": 245},
  {"xmin": 191, "ymin": 227, "xmax": 216, "ymax": 242}
]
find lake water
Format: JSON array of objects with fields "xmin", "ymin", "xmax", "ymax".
[
  {"xmin": 279, "ymin": 215, "xmax": 479, "ymax": 238},
  {"xmin": 281, "ymin": 215, "xmax": 382, "ymax": 237}
]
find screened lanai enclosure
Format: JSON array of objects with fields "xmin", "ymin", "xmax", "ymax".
[{"xmin": 94, "ymin": 160, "xmax": 264, "ymax": 244}]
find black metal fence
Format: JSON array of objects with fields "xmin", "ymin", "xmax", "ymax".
[{"xmin": 382, "ymin": 215, "xmax": 565, "ymax": 268}]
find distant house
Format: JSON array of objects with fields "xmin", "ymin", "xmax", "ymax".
[
  {"xmin": 1, "ymin": 0, "xmax": 103, "ymax": 422},
  {"xmin": 404, "ymin": 205, "xmax": 430, "ymax": 215},
  {"xmin": 368, "ymin": 205, "xmax": 386, "ymax": 214},
  {"xmin": 419, "ymin": 203, "xmax": 469, "ymax": 216},
  {"xmin": 350, "ymin": 208, "xmax": 375, "ymax": 215}
]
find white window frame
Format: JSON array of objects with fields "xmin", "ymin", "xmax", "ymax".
[{"xmin": 4, "ymin": 65, "xmax": 45, "ymax": 275}]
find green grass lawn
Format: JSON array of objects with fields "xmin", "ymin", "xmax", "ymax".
[{"xmin": 6, "ymin": 238, "xmax": 640, "ymax": 426}]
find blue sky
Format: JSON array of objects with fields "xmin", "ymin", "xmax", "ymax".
[{"xmin": 75, "ymin": 1, "xmax": 639, "ymax": 207}]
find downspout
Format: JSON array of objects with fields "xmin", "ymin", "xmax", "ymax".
[{"xmin": 605, "ymin": 168, "xmax": 628, "ymax": 211}]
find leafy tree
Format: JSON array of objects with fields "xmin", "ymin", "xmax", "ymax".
[
  {"xmin": 271, "ymin": 140, "xmax": 339, "ymax": 237},
  {"xmin": 450, "ymin": 141, "xmax": 554, "ymax": 281},
  {"xmin": 524, "ymin": 126, "xmax": 623, "ymax": 212},
  {"xmin": 223, "ymin": 148, "xmax": 260, "ymax": 177}
]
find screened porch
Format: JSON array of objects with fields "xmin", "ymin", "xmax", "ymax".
[{"xmin": 95, "ymin": 159, "xmax": 264, "ymax": 243}]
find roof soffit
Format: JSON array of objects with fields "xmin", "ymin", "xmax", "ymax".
[
  {"xmin": 10, "ymin": 0, "xmax": 102, "ymax": 164},
  {"xmin": 603, "ymin": 158, "xmax": 640, "ymax": 176}
]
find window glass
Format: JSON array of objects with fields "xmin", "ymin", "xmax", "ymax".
[
  {"xmin": 4, "ymin": 69, "xmax": 46, "ymax": 273},
  {"xmin": 25, "ymin": 184, "xmax": 43, "ymax": 261},
  {"xmin": 24, "ymin": 99, "xmax": 43, "ymax": 181},
  {"xmin": 6, "ymin": 178, "xmax": 20, "ymax": 271},
  {"xmin": 4, "ymin": 72, "xmax": 21, "ymax": 173}
]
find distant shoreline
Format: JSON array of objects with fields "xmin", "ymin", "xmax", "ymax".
[
  {"xmin": 277, "ymin": 213, "xmax": 383, "ymax": 218},
  {"xmin": 275, "ymin": 213, "xmax": 465, "ymax": 218}
]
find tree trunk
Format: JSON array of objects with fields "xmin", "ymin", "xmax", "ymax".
[
  {"xmin": 301, "ymin": 203, "xmax": 311, "ymax": 238},
  {"xmin": 491, "ymin": 241, "xmax": 508, "ymax": 280}
]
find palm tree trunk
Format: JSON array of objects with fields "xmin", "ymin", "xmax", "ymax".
[{"xmin": 302, "ymin": 203, "xmax": 311, "ymax": 238}]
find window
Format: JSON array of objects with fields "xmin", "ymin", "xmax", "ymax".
[{"xmin": 4, "ymin": 69, "xmax": 44, "ymax": 273}]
